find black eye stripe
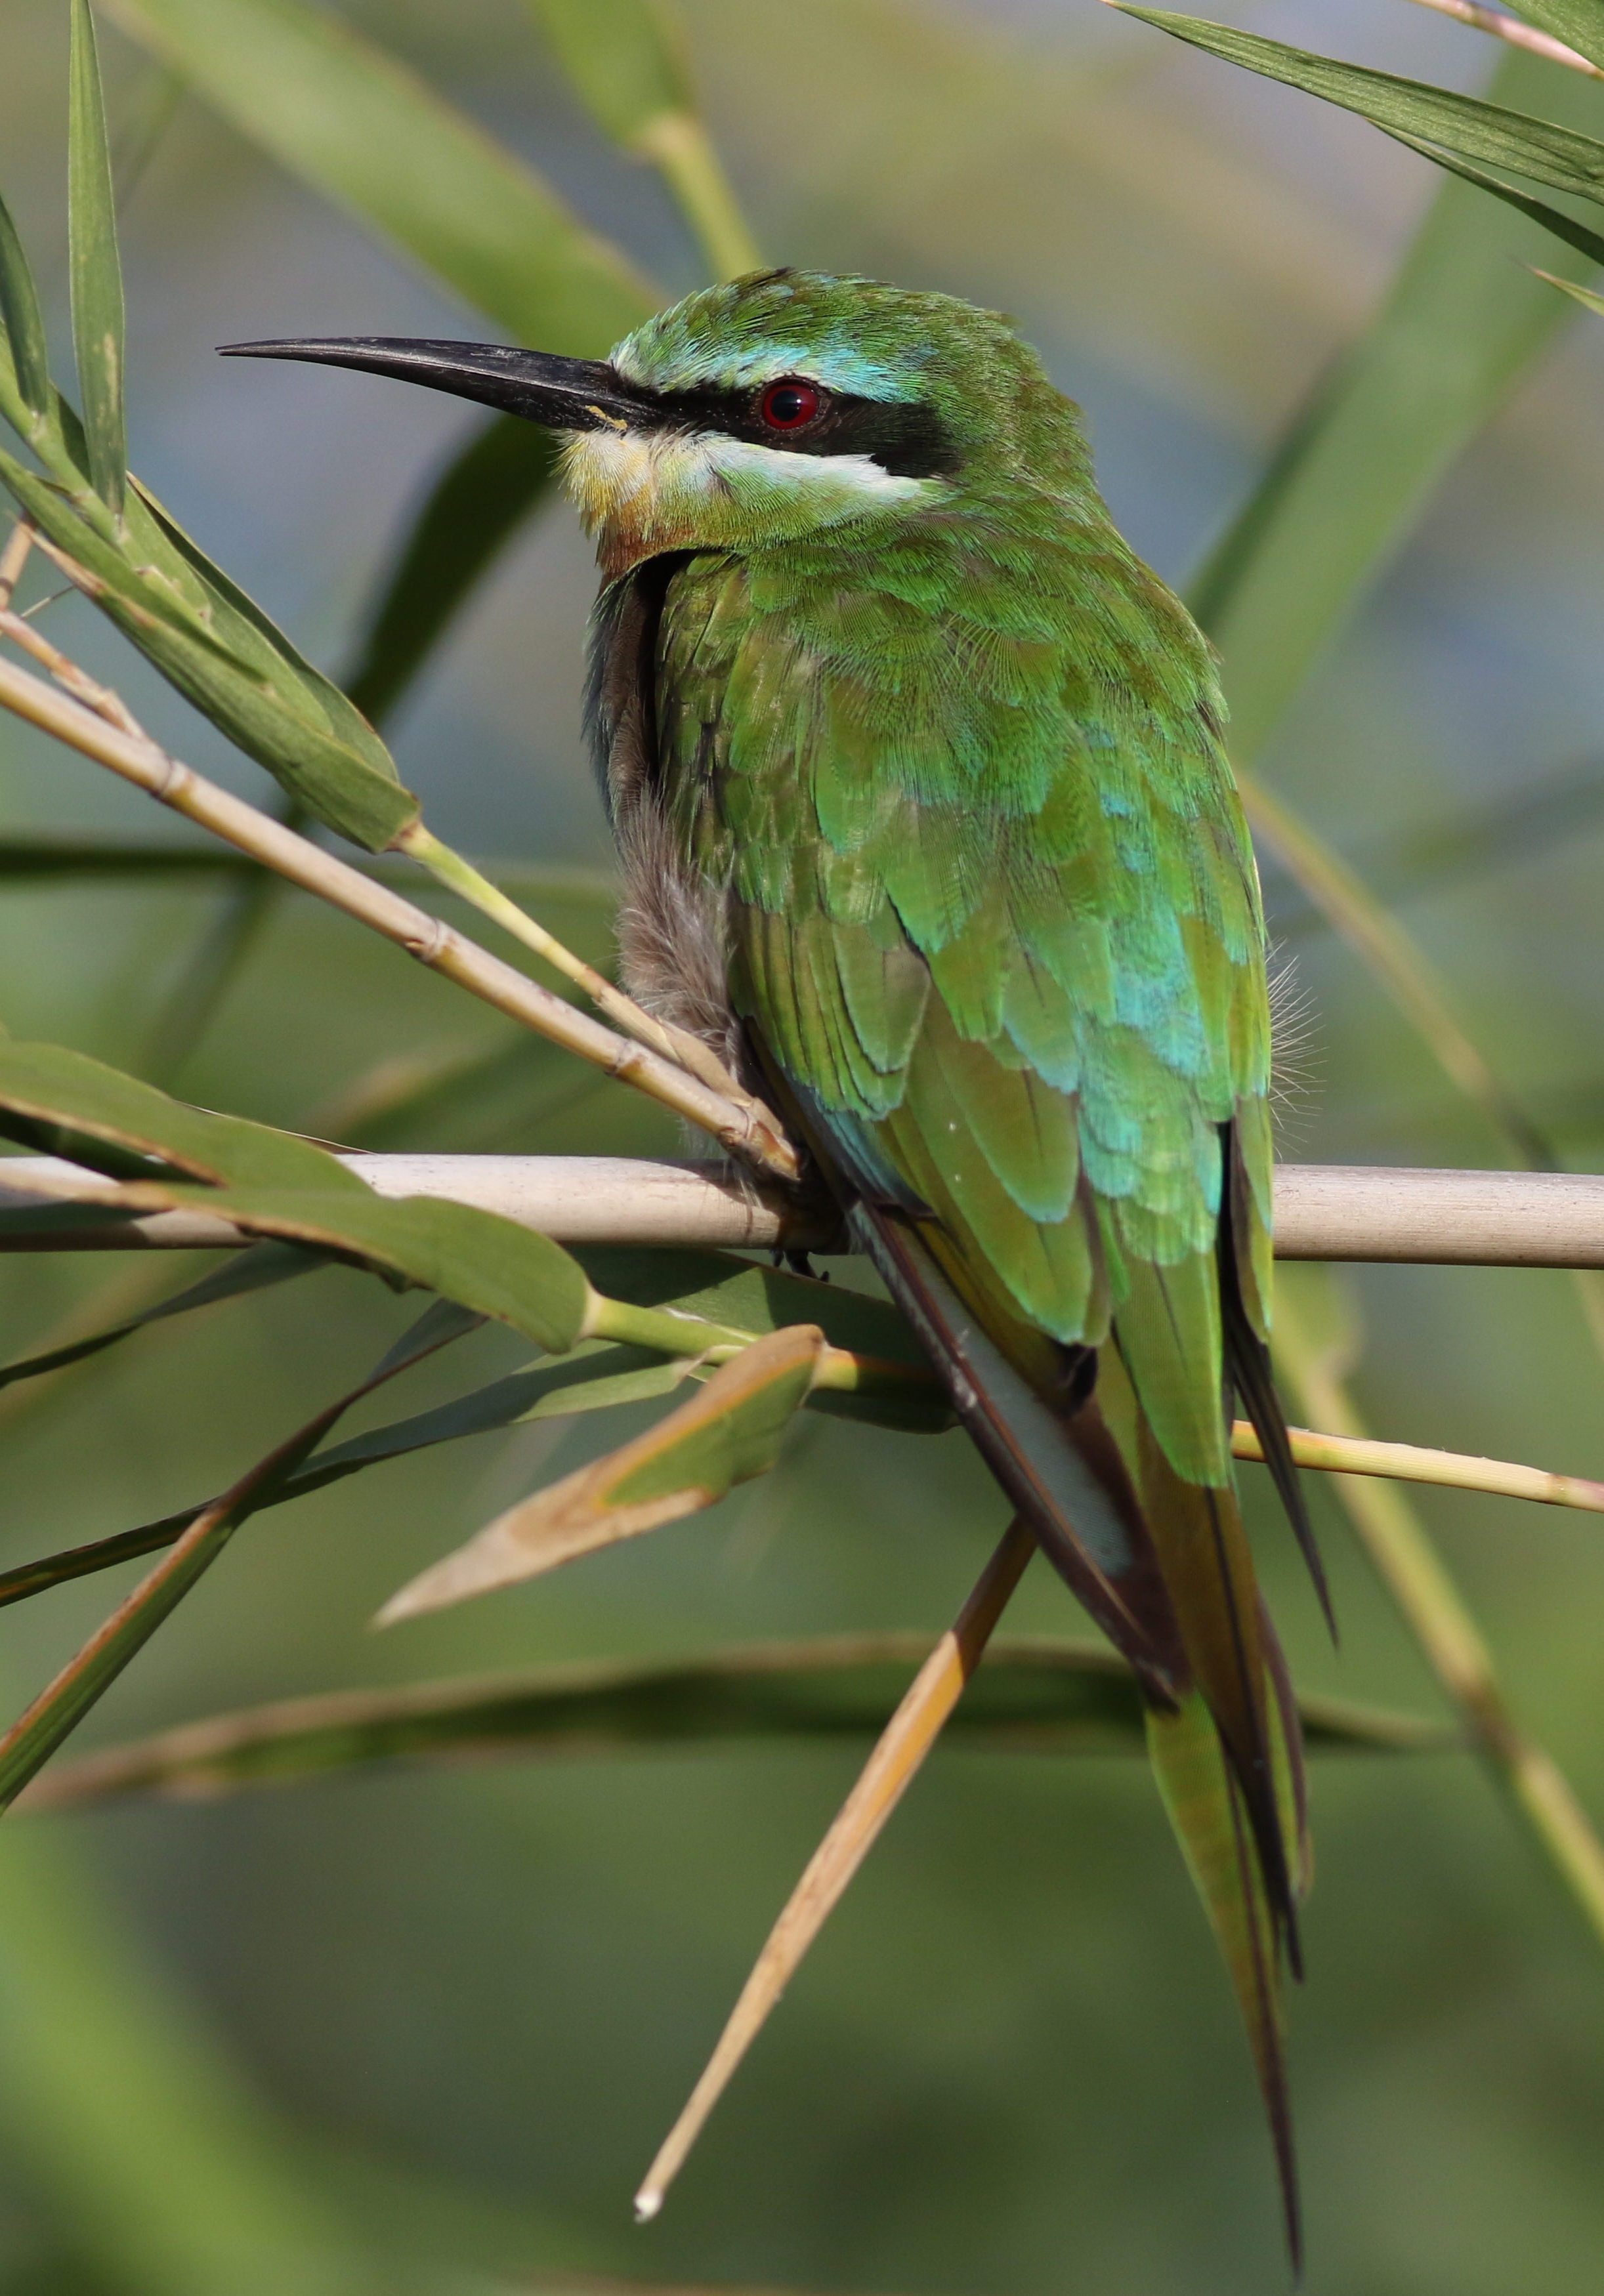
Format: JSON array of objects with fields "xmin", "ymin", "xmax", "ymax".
[{"xmin": 632, "ymin": 381, "xmax": 960, "ymax": 480}]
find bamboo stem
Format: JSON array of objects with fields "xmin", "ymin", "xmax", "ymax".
[
  {"xmin": 0, "ymin": 519, "xmax": 35, "ymax": 610},
  {"xmin": 1272, "ymin": 1280, "xmax": 1604, "ymax": 1952},
  {"xmin": 1233, "ymin": 1419, "xmax": 1604, "ymax": 1517},
  {"xmin": 634, "ymin": 1516, "xmax": 1036, "ymax": 2221},
  {"xmin": 0, "ymin": 652, "xmax": 800, "ymax": 1184}
]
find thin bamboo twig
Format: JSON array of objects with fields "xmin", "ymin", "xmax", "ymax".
[
  {"xmin": 0, "ymin": 597, "xmax": 144, "ymax": 736},
  {"xmin": 11, "ymin": 1155, "xmax": 1604, "ymax": 1265},
  {"xmin": 0, "ymin": 520, "xmax": 35, "ymax": 610},
  {"xmin": 1271, "ymin": 1280, "xmax": 1604, "ymax": 1952},
  {"xmin": 1232, "ymin": 1419, "xmax": 1604, "ymax": 1516},
  {"xmin": 0, "ymin": 652, "xmax": 800, "ymax": 1184},
  {"xmin": 1401, "ymin": 0, "xmax": 1604, "ymax": 77},
  {"xmin": 634, "ymin": 1516, "xmax": 1036, "ymax": 2221}
]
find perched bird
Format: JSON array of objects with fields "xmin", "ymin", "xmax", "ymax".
[{"xmin": 226, "ymin": 273, "xmax": 1321, "ymax": 2261}]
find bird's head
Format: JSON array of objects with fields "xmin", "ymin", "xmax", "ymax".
[{"xmin": 222, "ymin": 270, "xmax": 1071, "ymax": 580}]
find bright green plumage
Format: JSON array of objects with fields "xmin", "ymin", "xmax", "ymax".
[{"xmin": 575, "ymin": 270, "xmax": 1307, "ymax": 2255}]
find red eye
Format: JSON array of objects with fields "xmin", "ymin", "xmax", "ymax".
[{"xmin": 759, "ymin": 379, "xmax": 822, "ymax": 430}]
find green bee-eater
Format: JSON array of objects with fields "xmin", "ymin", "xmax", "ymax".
[{"xmin": 229, "ymin": 272, "xmax": 1322, "ymax": 2259}]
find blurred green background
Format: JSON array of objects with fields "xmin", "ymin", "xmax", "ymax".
[{"xmin": 5, "ymin": 1, "xmax": 1604, "ymax": 2289}]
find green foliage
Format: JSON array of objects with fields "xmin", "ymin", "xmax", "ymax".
[
  {"xmin": 22, "ymin": 1636, "xmax": 1446, "ymax": 1810},
  {"xmin": 68, "ymin": 0, "xmax": 127, "ymax": 518}
]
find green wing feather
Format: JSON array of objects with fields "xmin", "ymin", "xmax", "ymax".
[{"xmin": 647, "ymin": 465, "xmax": 1307, "ymax": 2244}]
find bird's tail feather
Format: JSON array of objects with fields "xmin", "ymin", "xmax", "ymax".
[
  {"xmin": 1147, "ymin": 1690, "xmax": 1303, "ymax": 2272},
  {"xmin": 855, "ymin": 1198, "xmax": 1305, "ymax": 2261}
]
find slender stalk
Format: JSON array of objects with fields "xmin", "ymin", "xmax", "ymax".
[
  {"xmin": 635, "ymin": 110, "xmax": 763, "ymax": 281},
  {"xmin": 1233, "ymin": 1419, "xmax": 1604, "ymax": 1516},
  {"xmin": 0, "ymin": 650, "xmax": 801, "ymax": 1183},
  {"xmin": 586, "ymin": 1292, "xmax": 943, "ymax": 1404},
  {"xmin": 634, "ymin": 1516, "xmax": 1036, "ymax": 2221},
  {"xmin": 1400, "ymin": 0, "xmax": 1604, "ymax": 77},
  {"xmin": 1272, "ymin": 1279, "xmax": 1604, "ymax": 1952},
  {"xmin": 0, "ymin": 518, "xmax": 35, "ymax": 608}
]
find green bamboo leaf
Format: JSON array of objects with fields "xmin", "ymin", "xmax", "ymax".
[
  {"xmin": 0, "ymin": 1301, "xmax": 473, "ymax": 1810},
  {"xmin": 103, "ymin": 0, "xmax": 656, "ymax": 350},
  {"xmin": 0, "ymin": 1310, "xmax": 935, "ymax": 1620},
  {"xmin": 1382, "ymin": 123, "xmax": 1604, "ymax": 269},
  {"xmin": 343, "ymin": 417, "xmax": 559, "ymax": 726},
  {"xmin": 0, "ymin": 1240, "xmax": 320, "ymax": 1393},
  {"xmin": 16, "ymin": 1638, "xmax": 1450, "ymax": 1812},
  {"xmin": 1119, "ymin": 9, "xmax": 1604, "ymax": 213},
  {"xmin": 1534, "ymin": 263, "xmax": 1604, "ymax": 312},
  {"xmin": 0, "ymin": 1039, "xmax": 369, "ymax": 1190},
  {"xmin": 0, "ymin": 1044, "xmax": 597, "ymax": 1350},
  {"xmin": 0, "ymin": 189, "xmax": 53, "ymax": 428},
  {"xmin": 0, "ymin": 1348, "xmax": 704, "ymax": 1615},
  {"xmin": 379, "ymin": 1322, "xmax": 825, "ymax": 1621},
  {"xmin": 68, "ymin": 0, "xmax": 127, "ymax": 516},
  {"xmin": 0, "ymin": 447, "xmax": 420, "ymax": 850},
  {"xmin": 1185, "ymin": 43, "xmax": 1603, "ymax": 755}
]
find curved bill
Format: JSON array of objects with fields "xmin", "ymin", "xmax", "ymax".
[{"xmin": 218, "ymin": 336, "xmax": 652, "ymax": 431}]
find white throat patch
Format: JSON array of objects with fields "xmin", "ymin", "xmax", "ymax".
[{"xmin": 561, "ymin": 423, "xmax": 940, "ymax": 554}]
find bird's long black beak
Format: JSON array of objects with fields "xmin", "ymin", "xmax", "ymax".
[{"xmin": 217, "ymin": 336, "xmax": 653, "ymax": 431}]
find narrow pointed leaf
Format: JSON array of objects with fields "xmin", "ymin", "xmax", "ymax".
[
  {"xmin": 68, "ymin": 0, "xmax": 127, "ymax": 516},
  {"xmin": 0, "ymin": 1331, "xmax": 924, "ymax": 1621},
  {"xmin": 0, "ymin": 190, "xmax": 53, "ymax": 427},
  {"xmin": 1382, "ymin": 125, "xmax": 1604, "ymax": 268},
  {"xmin": 16, "ymin": 1636, "xmax": 1450, "ymax": 1813},
  {"xmin": 1534, "ymin": 264, "xmax": 1604, "ymax": 312},
  {"xmin": 1186, "ymin": 42, "xmax": 1602, "ymax": 761},
  {"xmin": 0, "ymin": 451, "xmax": 419, "ymax": 850},
  {"xmin": 0, "ymin": 1039, "xmax": 370, "ymax": 1190},
  {"xmin": 0, "ymin": 837, "xmax": 263, "ymax": 878},
  {"xmin": 1119, "ymin": 10, "xmax": 1604, "ymax": 213},
  {"xmin": 0, "ymin": 1043, "xmax": 598, "ymax": 1350},
  {"xmin": 104, "ymin": 0, "xmax": 656, "ymax": 349},
  {"xmin": 379, "ymin": 1323, "xmax": 824, "ymax": 1623}
]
